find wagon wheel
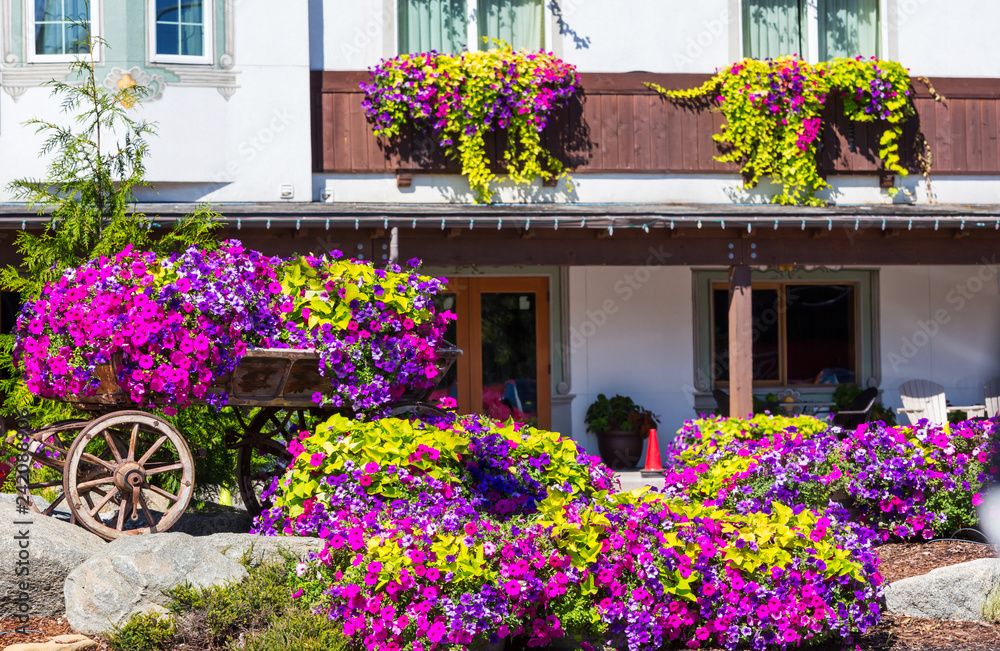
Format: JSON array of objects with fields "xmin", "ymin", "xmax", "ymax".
[
  {"xmin": 235, "ymin": 407, "xmax": 315, "ymax": 517},
  {"xmin": 5, "ymin": 419, "xmax": 89, "ymax": 521},
  {"xmin": 63, "ymin": 411, "xmax": 195, "ymax": 541},
  {"xmin": 390, "ymin": 401, "xmax": 450, "ymax": 422}
]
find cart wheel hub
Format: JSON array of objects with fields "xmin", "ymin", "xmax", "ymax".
[{"xmin": 114, "ymin": 462, "xmax": 145, "ymax": 492}]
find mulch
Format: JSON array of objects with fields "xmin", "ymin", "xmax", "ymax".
[
  {"xmin": 2, "ymin": 543, "xmax": 1000, "ymax": 651},
  {"xmin": 0, "ymin": 616, "xmax": 83, "ymax": 645}
]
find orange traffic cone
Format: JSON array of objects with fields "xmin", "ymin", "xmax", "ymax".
[{"xmin": 641, "ymin": 428, "xmax": 664, "ymax": 477}]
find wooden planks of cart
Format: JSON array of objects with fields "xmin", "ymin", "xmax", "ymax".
[{"xmin": 5, "ymin": 345, "xmax": 461, "ymax": 540}]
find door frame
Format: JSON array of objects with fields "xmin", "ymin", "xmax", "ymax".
[{"xmin": 446, "ymin": 276, "xmax": 552, "ymax": 430}]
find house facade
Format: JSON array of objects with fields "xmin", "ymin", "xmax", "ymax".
[{"xmin": 1, "ymin": 0, "xmax": 1000, "ymax": 456}]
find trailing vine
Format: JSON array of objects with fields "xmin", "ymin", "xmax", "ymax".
[
  {"xmin": 647, "ymin": 56, "xmax": 921, "ymax": 206},
  {"xmin": 361, "ymin": 43, "xmax": 580, "ymax": 203}
]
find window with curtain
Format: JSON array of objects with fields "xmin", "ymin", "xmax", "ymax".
[
  {"xmin": 478, "ymin": 0, "xmax": 543, "ymax": 51},
  {"xmin": 819, "ymin": 0, "xmax": 879, "ymax": 60},
  {"xmin": 154, "ymin": 0, "xmax": 206, "ymax": 57},
  {"xmin": 33, "ymin": 0, "xmax": 89, "ymax": 56},
  {"xmin": 743, "ymin": 0, "xmax": 805, "ymax": 60},
  {"xmin": 399, "ymin": 0, "xmax": 467, "ymax": 54}
]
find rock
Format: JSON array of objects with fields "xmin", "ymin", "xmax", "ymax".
[
  {"xmin": 64, "ymin": 532, "xmax": 248, "ymax": 636},
  {"xmin": 885, "ymin": 557, "xmax": 1000, "ymax": 622},
  {"xmin": 167, "ymin": 502, "xmax": 255, "ymax": 536},
  {"xmin": 0, "ymin": 493, "xmax": 73, "ymax": 521},
  {"xmin": 203, "ymin": 532, "xmax": 326, "ymax": 567},
  {"xmin": 2, "ymin": 634, "xmax": 97, "ymax": 651},
  {"xmin": 0, "ymin": 501, "xmax": 105, "ymax": 619}
]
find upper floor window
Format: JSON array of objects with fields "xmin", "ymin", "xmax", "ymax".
[
  {"xmin": 743, "ymin": 0, "xmax": 879, "ymax": 62},
  {"xmin": 30, "ymin": 0, "xmax": 95, "ymax": 62},
  {"xmin": 398, "ymin": 0, "xmax": 543, "ymax": 56},
  {"xmin": 149, "ymin": 0, "xmax": 213, "ymax": 64}
]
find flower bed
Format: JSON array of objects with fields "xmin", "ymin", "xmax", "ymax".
[
  {"xmin": 14, "ymin": 242, "xmax": 453, "ymax": 416},
  {"xmin": 255, "ymin": 414, "xmax": 883, "ymax": 650},
  {"xmin": 661, "ymin": 415, "xmax": 996, "ymax": 542},
  {"xmin": 361, "ymin": 45, "xmax": 580, "ymax": 203}
]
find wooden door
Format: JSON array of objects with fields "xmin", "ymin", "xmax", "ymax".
[{"xmin": 435, "ymin": 277, "xmax": 551, "ymax": 429}]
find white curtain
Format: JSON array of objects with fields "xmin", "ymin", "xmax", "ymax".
[
  {"xmin": 478, "ymin": 0, "xmax": 543, "ymax": 51},
  {"xmin": 819, "ymin": 0, "xmax": 879, "ymax": 60},
  {"xmin": 743, "ymin": 0, "xmax": 805, "ymax": 59},
  {"xmin": 399, "ymin": 0, "xmax": 467, "ymax": 54}
]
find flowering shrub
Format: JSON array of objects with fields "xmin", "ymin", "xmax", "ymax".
[
  {"xmin": 361, "ymin": 44, "xmax": 580, "ymax": 203},
  {"xmin": 14, "ymin": 242, "xmax": 282, "ymax": 413},
  {"xmin": 255, "ymin": 414, "xmax": 883, "ymax": 650},
  {"xmin": 661, "ymin": 415, "xmax": 996, "ymax": 542},
  {"xmin": 647, "ymin": 56, "xmax": 916, "ymax": 206},
  {"xmin": 270, "ymin": 255, "xmax": 453, "ymax": 415},
  {"xmin": 15, "ymin": 244, "xmax": 453, "ymax": 417}
]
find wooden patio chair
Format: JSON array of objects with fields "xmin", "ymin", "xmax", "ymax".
[
  {"xmin": 984, "ymin": 378, "xmax": 1000, "ymax": 418},
  {"xmin": 898, "ymin": 380, "xmax": 948, "ymax": 425}
]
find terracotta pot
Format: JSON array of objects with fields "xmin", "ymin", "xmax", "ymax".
[{"xmin": 595, "ymin": 429, "xmax": 644, "ymax": 470}]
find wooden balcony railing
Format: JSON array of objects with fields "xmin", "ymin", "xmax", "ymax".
[{"xmin": 311, "ymin": 71, "xmax": 1000, "ymax": 178}]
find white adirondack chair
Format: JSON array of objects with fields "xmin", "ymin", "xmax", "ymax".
[
  {"xmin": 984, "ymin": 378, "xmax": 1000, "ymax": 418},
  {"xmin": 898, "ymin": 380, "xmax": 948, "ymax": 425}
]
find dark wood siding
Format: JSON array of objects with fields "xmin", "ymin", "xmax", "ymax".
[{"xmin": 312, "ymin": 71, "xmax": 1000, "ymax": 177}]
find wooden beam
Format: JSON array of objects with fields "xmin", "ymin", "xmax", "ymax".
[{"xmin": 728, "ymin": 265, "xmax": 754, "ymax": 419}]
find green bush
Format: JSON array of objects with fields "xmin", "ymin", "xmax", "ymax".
[
  {"xmin": 106, "ymin": 612, "xmax": 175, "ymax": 651},
  {"xmin": 164, "ymin": 553, "xmax": 297, "ymax": 648},
  {"xmin": 240, "ymin": 608, "xmax": 346, "ymax": 651}
]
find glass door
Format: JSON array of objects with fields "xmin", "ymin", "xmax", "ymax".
[{"xmin": 434, "ymin": 277, "xmax": 551, "ymax": 429}]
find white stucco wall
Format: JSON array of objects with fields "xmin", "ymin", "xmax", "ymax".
[
  {"xmin": 0, "ymin": 0, "xmax": 313, "ymax": 204},
  {"xmin": 565, "ymin": 266, "xmax": 696, "ymax": 457},
  {"xmin": 879, "ymin": 265, "xmax": 1000, "ymax": 416}
]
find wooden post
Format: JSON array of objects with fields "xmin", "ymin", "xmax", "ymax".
[{"xmin": 728, "ymin": 265, "xmax": 753, "ymax": 418}]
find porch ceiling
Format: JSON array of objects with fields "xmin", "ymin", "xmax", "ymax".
[{"xmin": 1, "ymin": 202, "xmax": 999, "ymax": 266}]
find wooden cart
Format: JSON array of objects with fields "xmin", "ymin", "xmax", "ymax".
[{"xmin": 6, "ymin": 345, "xmax": 461, "ymax": 540}]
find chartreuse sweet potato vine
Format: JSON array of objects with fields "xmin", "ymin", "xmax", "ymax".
[
  {"xmin": 647, "ymin": 56, "xmax": 918, "ymax": 206},
  {"xmin": 361, "ymin": 43, "xmax": 580, "ymax": 203}
]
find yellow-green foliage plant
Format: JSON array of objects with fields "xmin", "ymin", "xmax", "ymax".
[
  {"xmin": 361, "ymin": 43, "xmax": 580, "ymax": 203},
  {"xmin": 647, "ymin": 56, "xmax": 918, "ymax": 206}
]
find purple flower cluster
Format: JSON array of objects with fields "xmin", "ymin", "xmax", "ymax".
[
  {"xmin": 266, "ymin": 253, "xmax": 454, "ymax": 416},
  {"xmin": 661, "ymin": 415, "xmax": 996, "ymax": 543}
]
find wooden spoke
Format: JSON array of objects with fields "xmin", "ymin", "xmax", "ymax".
[
  {"xmin": 145, "ymin": 483, "xmax": 180, "ymax": 503},
  {"xmin": 81, "ymin": 452, "xmax": 115, "ymax": 472},
  {"xmin": 76, "ymin": 476, "xmax": 115, "ymax": 492},
  {"xmin": 27, "ymin": 480, "xmax": 62, "ymax": 489},
  {"xmin": 138, "ymin": 494, "xmax": 159, "ymax": 529},
  {"xmin": 138, "ymin": 435, "xmax": 168, "ymax": 466},
  {"xmin": 88, "ymin": 488, "xmax": 118, "ymax": 518},
  {"xmin": 103, "ymin": 430, "xmax": 124, "ymax": 464},
  {"xmin": 115, "ymin": 498, "xmax": 128, "ymax": 531},
  {"xmin": 42, "ymin": 492, "xmax": 65, "ymax": 517},
  {"xmin": 127, "ymin": 423, "xmax": 140, "ymax": 461},
  {"xmin": 31, "ymin": 454, "xmax": 67, "ymax": 473},
  {"xmin": 144, "ymin": 462, "xmax": 185, "ymax": 476}
]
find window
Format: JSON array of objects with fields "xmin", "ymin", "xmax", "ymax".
[
  {"xmin": 693, "ymin": 270, "xmax": 878, "ymax": 395},
  {"xmin": 712, "ymin": 283, "xmax": 858, "ymax": 386},
  {"xmin": 29, "ymin": 0, "xmax": 94, "ymax": 61},
  {"xmin": 398, "ymin": 0, "xmax": 544, "ymax": 55},
  {"xmin": 149, "ymin": 0, "xmax": 213, "ymax": 64},
  {"xmin": 742, "ymin": 0, "xmax": 880, "ymax": 61}
]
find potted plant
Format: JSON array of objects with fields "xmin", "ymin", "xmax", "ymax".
[{"xmin": 584, "ymin": 394, "xmax": 659, "ymax": 470}]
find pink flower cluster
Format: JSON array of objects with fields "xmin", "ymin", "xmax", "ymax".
[{"xmin": 15, "ymin": 242, "xmax": 282, "ymax": 412}]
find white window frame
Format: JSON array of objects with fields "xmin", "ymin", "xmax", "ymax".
[
  {"xmin": 147, "ymin": 0, "xmax": 215, "ymax": 65},
  {"xmin": 26, "ymin": 0, "xmax": 102, "ymax": 64},
  {"xmin": 740, "ymin": 0, "xmax": 890, "ymax": 63},
  {"xmin": 394, "ymin": 0, "xmax": 553, "ymax": 56}
]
